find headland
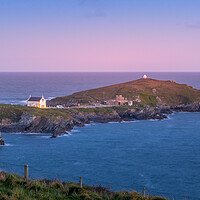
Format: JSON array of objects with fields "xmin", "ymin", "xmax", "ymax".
[{"xmin": 0, "ymin": 78, "xmax": 200, "ymax": 137}]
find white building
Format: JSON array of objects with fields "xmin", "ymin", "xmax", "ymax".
[
  {"xmin": 56, "ymin": 105, "xmax": 64, "ymax": 109},
  {"xmin": 27, "ymin": 96, "xmax": 46, "ymax": 108},
  {"xmin": 143, "ymin": 74, "xmax": 148, "ymax": 79}
]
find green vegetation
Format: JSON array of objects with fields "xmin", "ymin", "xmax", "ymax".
[
  {"xmin": 0, "ymin": 104, "xmax": 124, "ymax": 124},
  {"xmin": 0, "ymin": 172, "xmax": 167, "ymax": 200},
  {"xmin": 0, "ymin": 104, "xmax": 71, "ymax": 122},
  {"xmin": 139, "ymin": 93, "xmax": 157, "ymax": 107},
  {"xmin": 49, "ymin": 78, "xmax": 200, "ymax": 107}
]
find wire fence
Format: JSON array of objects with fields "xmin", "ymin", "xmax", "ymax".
[{"xmin": 0, "ymin": 162, "xmax": 199, "ymax": 200}]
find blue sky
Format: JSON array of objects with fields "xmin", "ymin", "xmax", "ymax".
[{"xmin": 0, "ymin": 0, "xmax": 200, "ymax": 72}]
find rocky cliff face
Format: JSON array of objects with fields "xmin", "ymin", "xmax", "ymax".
[
  {"xmin": 0, "ymin": 138, "xmax": 5, "ymax": 145},
  {"xmin": 0, "ymin": 106, "xmax": 168, "ymax": 137},
  {"xmin": 0, "ymin": 133, "xmax": 5, "ymax": 145},
  {"xmin": 0, "ymin": 104, "xmax": 200, "ymax": 137}
]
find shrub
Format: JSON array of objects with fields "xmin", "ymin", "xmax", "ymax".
[
  {"xmin": 4, "ymin": 174, "xmax": 18, "ymax": 187},
  {"xmin": 149, "ymin": 197, "xmax": 167, "ymax": 200},
  {"xmin": 68, "ymin": 184, "xmax": 83, "ymax": 195},
  {"xmin": 113, "ymin": 191, "xmax": 142, "ymax": 200},
  {"xmin": 51, "ymin": 181, "xmax": 64, "ymax": 189}
]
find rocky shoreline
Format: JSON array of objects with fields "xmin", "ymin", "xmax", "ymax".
[
  {"xmin": 0, "ymin": 133, "xmax": 5, "ymax": 145},
  {"xmin": 0, "ymin": 103, "xmax": 200, "ymax": 137}
]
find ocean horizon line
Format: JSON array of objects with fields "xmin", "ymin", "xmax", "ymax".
[{"xmin": 0, "ymin": 71, "xmax": 200, "ymax": 73}]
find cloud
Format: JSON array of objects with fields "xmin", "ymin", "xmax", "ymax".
[
  {"xmin": 78, "ymin": 0, "xmax": 87, "ymax": 6},
  {"xmin": 82, "ymin": 10, "xmax": 106, "ymax": 18},
  {"xmin": 186, "ymin": 21, "xmax": 200, "ymax": 29},
  {"xmin": 78, "ymin": 0, "xmax": 99, "ymax": 6},
  {"xmin": 77, "ymin": 0, "xmax": 106, "ymax": 18}
]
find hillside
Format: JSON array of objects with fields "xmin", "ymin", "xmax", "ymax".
[
  {"xmin": 0, "ymin": 172, "xmax": 167, "ymax": 200},
  {"xmin": 48, "ymin": 78, "xmax": 200, "ymax": 107}
]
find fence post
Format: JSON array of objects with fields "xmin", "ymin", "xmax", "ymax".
[
  {"xmin": 143, "ymin": 187, "xmax": 145, "ymax": 198},
  {"xmin": 24, "ymin": 165, "xmax": 28, "ymax": 182},
  {"xmin": 79, "ymin": 176, "xmax": 82, "ymax": 188}
]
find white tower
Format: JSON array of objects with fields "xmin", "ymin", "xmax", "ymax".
[{"xmin": 143, "ymin": 74, "xmax": 147, "ymax": 79}]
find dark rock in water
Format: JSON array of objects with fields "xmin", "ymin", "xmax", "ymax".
[
  {"xmin": 0, "ymin": 137, "xmax": 5, "ymax": 145},
  {"xmin": 50, "ymin": 134, "xmax": 57, "ymax": 138}
]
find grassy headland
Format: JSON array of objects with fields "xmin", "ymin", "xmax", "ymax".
[
  {"xmin": 0, "ymin": 172, "xmax": 167, "ymax": 200},
  {"xmin": 49, "ymin": 78, "xmax": 200, "ymax": 107},
  {"xmin": 0, "ymin": 104, "xmax": 124, "ymax": 123}
]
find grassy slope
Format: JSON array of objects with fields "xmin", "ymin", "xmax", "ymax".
[
  {"xmin": 0, "ymin": 172, "xmax": 167, "ymax": 200},
  {"xmin": 0, "ymin": 104, "xmax": 123, "ymax": 123},
  {"xmin": 49, "ymin": 79, "xmax": 200, "ymax": 106},
  {"xmin": 0, "ymin": 104, "xmax": 72, "ymax": 122}
]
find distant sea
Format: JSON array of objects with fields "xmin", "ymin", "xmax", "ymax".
[
  {"xmin": 0, "ymin": 72, "xmax": 200, "ymax": 105},
  {"xmin": 0, "ymin": 72, "xmax": 200, "ymax": 200}
]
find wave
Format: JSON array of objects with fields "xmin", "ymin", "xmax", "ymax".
[
  {"xmin": 84, "ymin": 124, "xmax": 91, "ymax": 126},
  {"xmin": 70, "ymin": 129, "xmax": 80, "ymax": 133},
  {"xmin": 25, "ymin": 132, "xmax": 41, "ymax": 135},
  {"xmin": 148, "ymin": 119, "xmax": 159, "ymax": 122},
  {"xmin": 139, "ymin": 173, "xmax": 144, "ymax": 177},
  {"xmin": 8, "ymin": 132, "xmax": 22, "ymax": 135},
  {"xmin": 164, "ymin": 116, "xmax": 172, "ymax": 120},
  {"xmin": 121, "ymin": 120, "xmax": 135, "ymax": 123},
  {"xmin": 8, "ymin": 132, "xmax": 38, "ymax": 135},
  {"xmin": 20, "ymin": 100, "xmax": 27, "ymax": 104},
  {"xmin": 57, "ymin": 134, "xmax": 71, "ymax": 138},
  {"xmin": 0, "ymin": 143, "xmax": 13, "ymax": 147},
  {"xmin": 40, "ymin": 136, "xmax": 51, "ymax": 139}
]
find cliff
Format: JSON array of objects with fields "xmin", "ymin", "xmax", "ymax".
[
  {"xmin": 48, "ymin": 78, "xmax": 200, "ymax": 107},
  {"xmin": 1, "ymin": 103, "xmax": 200, "ymax": 137},
  {"xmin": 0, "ymin": 104, "xmax": 169, "ymax": 137},
  {"xmin": 1, "ymin": 79, "xmax": 200, "ymax": 137}
]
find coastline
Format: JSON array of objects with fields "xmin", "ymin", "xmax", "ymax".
[{"xmin": 1, "ymin": 103, "xmax": 200, "ymax": 137}]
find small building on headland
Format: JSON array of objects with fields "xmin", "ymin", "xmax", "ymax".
[
  {"xmin": 116, "ymin": 95, "xmax": 129, "ymax": 105},
  {"xmin": 27, "ymin": 96, "xmax": 46, "ymax": 108},
  {"xmin": 143, "ymin": 74, "xmax": 148, "ymax": 79},
  {"xmin": 107, "ymin": 95, "xmax": 133, "ymax": 106}
]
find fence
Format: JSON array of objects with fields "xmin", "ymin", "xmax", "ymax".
[{"xmin": 0, "ymin": 162, "xmax": 199, "ymax": 200}]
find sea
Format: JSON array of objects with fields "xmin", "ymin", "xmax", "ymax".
[{"xmin": 0, "ymin": 72, "xmax": 200, "ymax": 200}]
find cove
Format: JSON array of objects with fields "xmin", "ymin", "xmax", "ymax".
[{"xmin": 1, "ymin": 112, "xmax": 200, "ymax": 200}]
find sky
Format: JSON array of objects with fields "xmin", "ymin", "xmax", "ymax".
[{"xmin": 0, "ymin": 0, "xmax": 200, "ymax": 72}]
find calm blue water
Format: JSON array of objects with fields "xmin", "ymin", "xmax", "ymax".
[{"xmin": 0, "ymin": 72, "xmax": 200, "ymax": 199}]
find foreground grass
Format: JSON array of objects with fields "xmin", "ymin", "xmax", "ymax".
[{"xmin": 0, "ymin": 172, "xmax": 167, "ymax": 200}]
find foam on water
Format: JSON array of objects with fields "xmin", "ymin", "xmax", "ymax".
[
  {"xmin": 70, "ymin": 130, "xmax": 80, "ymax": 133},
  {"xmin": 84, "ymin": 124, "xmax": 91, "ymax": 126},
  {"xmin": 40, "ymin": 136, "xmax": 51, "ymax": 139},
  {"xmin": 121, "ymin": 120, "xmax": 135, "ymax": 123},
  {"xmin": 0, "ymin": 143, "xmax": 13, "ymax": 147}
]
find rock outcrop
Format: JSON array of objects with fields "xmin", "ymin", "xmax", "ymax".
[
  {"xmin": 0, "ymin": 103, "xmax": 200, "ymax": 138},
  {"xmin": 0, "ymin": 133, "xmax": 5, "ymax": 145}
]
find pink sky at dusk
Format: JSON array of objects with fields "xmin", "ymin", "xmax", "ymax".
[{"xmin": 0, "ymin": 0, "xmax": 200, "ymax": 72}]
